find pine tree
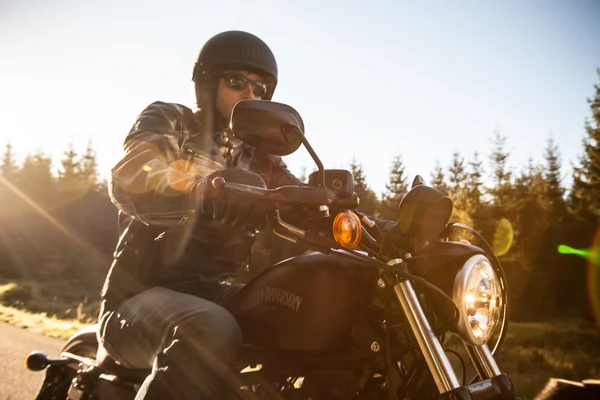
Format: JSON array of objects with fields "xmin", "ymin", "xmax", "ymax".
[
  {"xmin": 569, "ymin": 69, "xmax": 600, "ymax": 221},
  {"xmin": 17, "ymin": 151, "xmax": 56, "ymax": 208},
  {"xmin": 540, "ymin": 137, "xmax": 584, "ymax": 316},
  {"xmin": 448, "ymin": 151, "xmax": 466, "ymax": 202},
  {"xmin": 445, "ymin": 151, "xmax": 471, "ymax": 224},
  {"xmin": 1, "ymin": 141, "xmax": 19, "ymax": 182},
  {"xmin": 463, "ymin": 151, "xmax": 493, "ymax": 234},
  {"xmin": 514, "ymin": 157, "xmax": 548, "ymax": 259},
  {"xmin": 0, "ymin": 141, "xmax": 21, "ymax": 218},
  {"xmin": 380, "ymin": 154, "xmax": 408, "ymax": 220},
  {"xmin": 80, "ymin": 140, "xmax": 99, "ymax": 191},
  {"xmin": 430, "ymin": 159, "xmax": 448, "ymax": 195},
  {"xmin": 465, "ymin": 151, "xmax": 484, "ymax": 209},
  {"xmin": 543, "ymin": 136, "xmax": 566, "ymax": 220},
  {"xmin": 514, "ymin": 157, "xmax": 545, "ymax": 203},
  {"xmin": 569, "ymin": 159, "xmax": 591, "ymax": 222},
  {"xmin": 510, "ymin": 157, "xmax": 552, "ymax": 318},
  {"xmin": 488, "ymin": 131, "xmax": 513, "ymax": 216},
  {"xmin": 489, "ymin": 131, "xmax": 512, "ymax": 190},
  {"xmin": 562, "ymin": 69, "xmax": 600, "ymax": 320},
  {"xmin": 57, "ymin": 142, "xmax": 82, "ymax": 192},
  {"xmin": 350, "ymin": 157, "xmax": 379, "ymax": 216}
]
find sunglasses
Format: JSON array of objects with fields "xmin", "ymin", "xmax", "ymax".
[{"xmin": 220, "ymin": 73, "xmax": 268, "ymax": 98}]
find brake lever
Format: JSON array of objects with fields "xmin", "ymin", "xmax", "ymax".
[
  {"xmin": 272, "ymin": 210, "xmax": 305, "ymax": 241},
  {"xmin": 270, "ymin": 210, "xmax": 341, "ymax": 254}
]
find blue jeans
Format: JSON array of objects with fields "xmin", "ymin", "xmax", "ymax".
[{"xmin": 98, "ymin": 286, "xmax": 247, "ymax": 399}]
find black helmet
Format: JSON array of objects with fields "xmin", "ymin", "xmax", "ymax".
[{"xmin": 192, "ymin": 30, "xmax": 278, "ymax": 108}]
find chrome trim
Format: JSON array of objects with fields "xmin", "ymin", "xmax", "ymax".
[
  {"xmin": 275, "ymin": 210, "xmax": 305, "ymax": 238},
  {"xmin": 271, "ymin": 229, "xmax": 297, "ymax": 243},
  {"xmin": 271, "ymin": 210, "xmax": 306, "ymax": 243},
  {"xmin": 59, "ymin": 351, "xmax": 98, "ymax": 367},
  {"xmin": 319, "ymin": 205, "xmax": 330, "ymax": 215},
  {"xmin": 394, "ymin": 282, "xmax": 460, "ymax": 393},
  {"xmin": 464, "ymin": 343, "xmax": 502, "ymax": 379}
]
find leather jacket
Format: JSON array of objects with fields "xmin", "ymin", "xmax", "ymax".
[{"xmin": 100, "ymin": 101, "xmax": 303, "ymax": 310}]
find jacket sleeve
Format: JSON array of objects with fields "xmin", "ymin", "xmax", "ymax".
[
  {"xmin": 109, "ymin": 101, "xmax": 218, "ymax": 226},
  {"xmin": 267, "ymin": 156, "xmax": 305, "ymax": 188}
]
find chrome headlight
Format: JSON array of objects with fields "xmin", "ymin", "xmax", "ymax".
[{"xmin": 452, "ymin": 254, "xmax": 503, "ymax": 345}]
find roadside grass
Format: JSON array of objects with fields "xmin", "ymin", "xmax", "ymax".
[
  {"xmin": 0, "ymin": 280, "xmax": 99, "ymax": 339},
  {"xmin": 0, "ymin": 304, "xmax": 87, "ymax": 339},
  {"xmin": 1, "ymin": 280, "xmax": 599, "ymax": 398},
  {"xmin": 494, "ymin": 320, "xmax": 600, "ymax": 399}
]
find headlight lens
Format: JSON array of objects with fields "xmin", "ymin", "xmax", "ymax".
[{"xmin": 453, "ymin": 254, "xmax": 503, "ymax": 345}]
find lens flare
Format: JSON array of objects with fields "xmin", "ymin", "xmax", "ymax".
[
  {"xmin": 0, "ymin": 174, "xmax": 109, "ymax": 280},
  {"xmin": 167, "ymin": 160, "xmax": 195, "ymax": 192},
  {"xmin": 558, "ymin": 244, "xmax": 590, "ymax": 258},
  {"xmin": 562, "ymin": 229, "xmax": 600, "ymax": 329},
  {"xmin": 493, "ymin": 218, "xmax": 514, "ymax": 256}
]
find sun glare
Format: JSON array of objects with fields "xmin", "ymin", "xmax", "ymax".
[{"xmin": 0, "ymin": 174, "xmax": 108, "ymax": 273}]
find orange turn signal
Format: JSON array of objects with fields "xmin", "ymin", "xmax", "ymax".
[{"xmin": 332, "ymin": 211, "xmax": 362, "ymax": 249}]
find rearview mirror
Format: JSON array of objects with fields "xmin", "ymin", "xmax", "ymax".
[
  {"xmin": 230, "ymin": 100, "xmax": 305, "ymax": 156},
  {"xmin": 396, "ymin": 184, "xmax": 453, "ymax": 241}
]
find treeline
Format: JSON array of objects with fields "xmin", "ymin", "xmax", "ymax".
[
  {"xmin": 0, "ymin": 140, "xmax": 117, "ymax": 294},
  {"xmin": 1, "ymin": 71, "xmax": 599, "ymax": 322},
  {"xmin": 316, "ymin": 129, "xmax": 596, "ymax": 321}
]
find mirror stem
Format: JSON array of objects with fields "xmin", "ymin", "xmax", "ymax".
[{"xmin": 284, "ymin": 124, "xmax": 325, "ymax": 186}]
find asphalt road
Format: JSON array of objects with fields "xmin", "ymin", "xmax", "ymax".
[{"xmin": 0, "ymin": 322, "xmax": 64, "ymax": 400}]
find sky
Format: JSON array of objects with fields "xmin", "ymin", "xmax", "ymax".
[{"xmin": 1, "ymin": 0, "xmax": 599, "ymax": 196}]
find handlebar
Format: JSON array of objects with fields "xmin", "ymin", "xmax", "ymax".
[
  {"xmin": 211, "ymin": 176, "xmax": 367, "ymax": 250},
  {"xmin": 211, "ymin": 177, "xmax": 358, "ymax": 208}
]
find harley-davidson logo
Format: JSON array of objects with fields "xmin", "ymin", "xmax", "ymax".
[{"xmin": 241, "ymin": 286, "xmax": 303, "ymax": 314}]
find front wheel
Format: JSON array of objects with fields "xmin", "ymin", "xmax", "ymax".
[{"xmin": 33, "ymin": 325, "xmax": 99, "ymax": 400}]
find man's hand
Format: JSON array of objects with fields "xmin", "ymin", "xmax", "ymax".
[{"xmin": 195, "ymin": 168, "xmax": 273, "ymax": 232}]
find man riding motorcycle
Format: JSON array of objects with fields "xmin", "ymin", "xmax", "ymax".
[
  {"xmin": 99, "ymin": 30, "xmax": 401, "ymax": 400},
  {"xmin": 98, "ymin": 30, "xmax": 307, "ymax": 400}
]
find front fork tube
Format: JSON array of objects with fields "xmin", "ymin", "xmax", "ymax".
[
  {"xmin": 393, "ymin": 281, "xmax": 503, "ymax": 395},
  {"xmin": 464, "ymin": 343, "xmax": 502, "ymax": 379},
  {"xmin": 393, "ymin": 281, "xmax": 460, "ymax": 394}
]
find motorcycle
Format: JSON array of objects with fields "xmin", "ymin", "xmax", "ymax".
[{"xmin": 25, "ymin": 99, "xmax": 524, "ymax": 399}]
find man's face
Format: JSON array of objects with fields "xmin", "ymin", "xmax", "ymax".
[{"xmin": 215, "ymin": 69, "xmax": 268, "ymax": 121}]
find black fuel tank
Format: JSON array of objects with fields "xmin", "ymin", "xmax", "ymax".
[{"xmin": 228, "ymin": 252, "xmax": 377, "ymax": 352}]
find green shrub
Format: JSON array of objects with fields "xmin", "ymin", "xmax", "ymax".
[{"xmin": 0, "ymin": 282, "xmax": 33, "ymax": 306}]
